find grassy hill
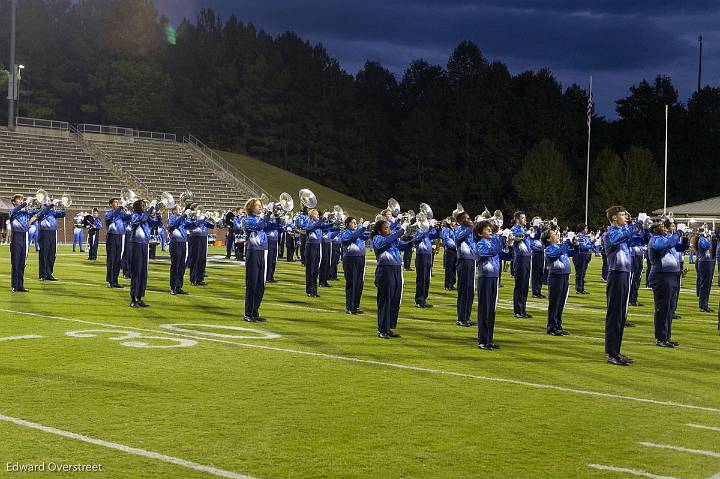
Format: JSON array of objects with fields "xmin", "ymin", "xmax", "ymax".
[{"xmin": 217, "ymin": 150, "xmax": 379, "ymax": 219}]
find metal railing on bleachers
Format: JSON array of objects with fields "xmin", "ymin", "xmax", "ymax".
[
  {"xmin": 76, "ymin": 124, "xmax": 176, "ymax": 142},
  {"xmin": 15, "ymin": 117, "xmax": 69, "ymax": 131}
]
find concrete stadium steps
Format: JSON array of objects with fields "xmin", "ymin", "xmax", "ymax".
[
  {"xmin": 89, "ymin": 139, "xmax": 252, "ymax": 210},
  {"xmin": 0, "ymin": 130, "xmax": 127, "ymax": 208}
]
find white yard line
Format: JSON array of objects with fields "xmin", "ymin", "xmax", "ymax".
[
  {"xmin": 3, "ymin": 309, "xmax": 720, "ymax": 414},
  {"xmin": 640, "ymin": 442, "xmax": 720, "ymax": 458},
  {"xmin": 0, "ymin": 413, "xmax": 254, "ymax": 479},
  {"xmin": 587, "ymin": 464, "xmax": 679, "ymax": 479},
  {"xmin": 687, "ymin": 423, "xmax": 720, "ymax": 432}
]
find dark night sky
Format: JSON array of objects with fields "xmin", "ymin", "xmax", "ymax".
[{"xmin": 153, "ymin": 0, "xmax": 718, "ymax": 118}]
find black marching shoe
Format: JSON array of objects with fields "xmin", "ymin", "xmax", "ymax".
[
  {"xmin": 618, "ymin": 354, "xmax": 634, "ymax": 363},
  {"xmin": 456, "ymin": 320, "xmax": 471, "ymax": 327},
  {"xmin": 667, "ymin": 340, "xmax": 679, "ymax": 347},
  {"xmin": 254, "ymin": 317, "xmax": 267, "ymax": 322},
  {"xmin": 377, "ymin": 331, "xmax": 390, "ymax": 339},
  {"xmin": 176, "ymin": 289, "xmax": 188, "ymax": 295},
  {"xmin": 345, "ymin": 309, "xmax": 353, "ymax": 314},
  {"xmin": 12, "ymin": 287, "xmax": 29, "ymax": 293},
  {"xmin": 672, "ymin": 314, "xmax": 681, "ymax": 320},
  {"xmin": 46, "ymin": 276, "xmax": 58, "ymax": 281},
  {"xmin": 489, "ymin": 343, "xmax": 501, "ymax": 350},
  {"xmin": 581, "ymin": 290, "xmax": 590, "ymax": 295},
  {"xmin": 513, "ymin": 313, "xmax": 524, "ymax": 318},
  {"xmin": 137, "ymin": 300, "xmax": 149, "ymax": 308},
  {"xmin": 700, "ymin": 307, "xmax": 715, "ymax": 313},
  {"xmin": 170, "ymin": 289, "xmax": 177, "ymax": 295},
  {"xmin": 387, "ymin": 330, "xmax": 401, "ymax": 338},
  {"xmin": 351, "ymin": 309, "xmax": 364, "ymax": 315},
  {"xmin": 266, "ymin": 279, "xmax": 277, "ymax": 283},
  {"xmin": 112, "ymin": 284, "xmax": 123, "ymax": 288},
  {"xmin": 607, "ymin": 355, "xmax": 629, "ymax": 366},
  {"xmin": 656, "ymin": 339, "xmax": 674, "ymax": 348},
  {"xmin": 523, "ymin": 313, "xmax": 533, "ymax": 318},
  {"xmin": 244, "ymin": 316, "xmax": 257, "ymax": 322},
  {"xmin": 478, "ymin": 343, "xmax": 494, "ymax": 350},
  {"xmin": 624, "ymin": 321, "xmax": 635, "ymax": 328},
  {"xmin": 547, "ymin": 330, "xmax": 563, "ymax": 336},
  {"xmin": 197, "ymin": 281, "xmax": 207, "ymax": 286}
]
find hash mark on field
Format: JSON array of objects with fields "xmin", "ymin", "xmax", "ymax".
[
  {"xmin": 0, "ymin": 335, "xmax": 44, "ymax": 342},
  {"xmin": 640, "ymin": 442, "xmax": 720, "ymax": 458},
  {"xmin": 688, "ymin": 423, "xmax": 720, "ymax": 432},
  {"xmin": 0, "ymin": 413, "xmax": 255, "ymax": 479},
  {"xmin": 588, "ymin": 463, "xmax": 679, "ymax": 479}
]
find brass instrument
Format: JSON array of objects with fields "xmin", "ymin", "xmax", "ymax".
[
  {"xmin": 452, "ymin": 203, "xmax": 464, "ymax": 219},
  {"xmin": 27, "ymin": 189, "xmax": 48, "ymax": 209},
  {"xmin": 179, "ymin": 189, "xmax": 196, "ymax": 208},
  {"xmin": 419, "ymin": 203, "xmax": 433, "ymax": 220},
  {"xmin": 387, "ymin": 198, "xmax": 401, "ymax": 217},
  {"xmin": 299, "ymin": 189, "xmax": 317, "ymax": 209},
  {"xmin": 276, "ymin": 192, "xmax": 294, "ymax": 216},
  {"xmin": 52, "ymin": 193, "xmax": 72, "ymax": 210},
  {"xmin": 120, "ymin": 188, "xmax": 138, "ymax": 211}
]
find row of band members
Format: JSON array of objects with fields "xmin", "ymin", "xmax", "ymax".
[{"xmin": 7, "ymin": 195, "xmax": 713, "ymax": 365}]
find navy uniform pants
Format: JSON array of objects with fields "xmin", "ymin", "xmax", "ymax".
[
  {"xmin": 456, "ymin": 258, "xmax": 475, "ymax": 323},
  {"xmin": 547, "ymin": 273, "xmax": 569, "ymax": 333},
  {"xmin": 278, "ymin": 232, "xmax": 285, "ymax": 258},
  {"xmin": 106, "ymin": 233, "xmax": 123, "ymax": 285},
  {"xmin": 375, "ymin": 264, "xmax": 402, "ymax": 333},
  {"xmin": 267, "ymin": 240, "xmax": 278, "ymax": 281},
  {"xmin": 244, "ymin": 248, "xmax": 267, "ymax": 318},
  {"xmin": 414, "ymin": 253, "xmax": 432, "ymax": 305},
  {"xmin": 122, "ymin": 232, "xmax": 133, "ymax": 278},
  {"xmin": 573, "ymin": 253, "xmax": 591, "ymax": 293},
  {"xmin": 330, "ymin": 242, "xmax": 341, "ymax": 280},
  {"xmin": 169, "ymin": 240, "xmax": 187, "ymax": 291},
  {"xmin": 403, "ymin": 248, "xmax": 413, "ymax": 269},
  {"xmin": 38, "ymin": 229, "xmax": 57, "ymax": 279},
  {"xmin": 531, "ymin": 250, "xmax": 545, "ymax": 296},
  {"xmin": 226, "ymin": 231, "xmax": 235, "ymax": 257},
  {"xmin": 512, "ymin": 256, "xmax": 531, "ymax": 315},
  {"xmin": 87, "ymin": 230, "xmax": 100, "ymax": 260},
  {"xmin": 130, "ymin": 242, "xmax": 149, "ymax": 300},
  {"xmin": 629, "ymin": 254, "xmax": 644, "ymax": 304},
  {"xmin": 286, "ymin": 235, "xmax": 295, "ymax": 261},
  {"xmin": 477, "ymin": 276, "xmax": 499, "ymax": 345},
  {"xmin": 300, "ymin": 234, "xmax": 307, "ymax": 265},
  {"xmin": 319, "ymin": 242, "xmax": 332, "ymax": 285},
  {"xmin": 605, "ymin": 270, "xmax": 630, "ymax": 356},
  {"xmin": 697, "ymin": 260, "xmax": 714, "ymax": 310},
  {"xmin": 343, "ymin": 255, "xmax": 365, "ymax": 311},
  {"xmin": 10, "ymin": 231, "xmax": 28, "ymax": 290},
  {"xmin": 444, "ymin": 248, "xmax": 457, "ymax": 289},
  {"xmin": 305, "ymin": 242, "xmax": 321, "ymax": 295},
  {"xmin": 650, "ymin": 272, "xmax": 679, "ymax": 341},
  {"xmin": 188, "ymin": 235, "xmax": 208, "ymax": 283},
  {"xmin": 601, "ymin": 252, "xmax": 608, "ymax": 281}
]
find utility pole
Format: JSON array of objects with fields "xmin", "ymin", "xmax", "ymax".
[{"xmin": 7, "ymin": 0, "xmax": 17, "ymax": 129}]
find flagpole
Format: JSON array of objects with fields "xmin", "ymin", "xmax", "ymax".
[
  {"xmin": 663, "ymin": 104, "xmax": 668, "ymax": 215},
  {"xmin": 584, "ymin": 76, "xmax": 592, "ymax": 225}
]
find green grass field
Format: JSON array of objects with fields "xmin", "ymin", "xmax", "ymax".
[
  {"xmin": 216, "ymin": 150, "xmax": 379, "ymax": 219},
  {"xmin": 1, "ymin": 245, "xmax": 720, "ymax": 479}
]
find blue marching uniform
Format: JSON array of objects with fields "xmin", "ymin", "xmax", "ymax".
[
  {"xmin": 302, "ymin": 217, "xmax": 329, "ymax": 296},
  {"xmin": 475, "ymin": 235, "xmax": 505, "ymax": 347},
  {"xmin": 319, "ymin": 229, "xmax": 333, "ymax": 287},
  {"xmin": 342, "ymin": 225, "xmax": 369, "ymax": 312},
  {"xmin": 285, "ymin": 223, "xmax": 296, "ymax": 262},
  {"xmin": 266, "ymin": 216, "xmax": 283, "ymax": 282},
  {"xmin": 530, "ymin": 229, "xmax": 545, "ymax": 297},
  {"xmin": 29, "ymin": 221, "xmax": 39, "ymax": 252},
  {"xmin": 373, "ymin": 227, "xmax": 407, "ymax": 335},
  {"xmin": 168, "ymin": 212, "xmax": 196, "ymax": 293},
  {"xmin": 545, "ymin": 240, "xmax": 575, "ymax": 334},
  {"xmin": 9, "ymin": 202, "xmax": 41, "ymax": 291},
  {"xmin": 441, "ymin": 226, "xmax": 457, "ymax": 290},
  {"xmin": 572, "ymin": 232, "xmax": 593, "ymax": 294},
  {"xmin": 36, "ymin": 206, "xmax": 66, "ymax": 280},
  {"xmin": 87, "ymin": 217, "xmax": 102, "ymax": 260},
  {"xmin": 187, "ymin": 218, "xmax": 215, "ymax": 285},
  {"xmin": 602, "ymin": 224, "xmax": 640, "ymax": 357},
  {"xmin": 628, "ymin": 231, "xmax": 647, "ymax": 305},
  {"xmin": 298, "ymin": 213, "xmax": 309, "ymax": 265},
  {"xmin": 696, "ymin": 236, "xmax": 715, "ymax": 311},
  {"xmin": 511, "ymin": 225, "xmax": 533, "ymax": 317},
  {"xmin": 72, "ymin": 214, "xmax": 84, "ymax": 252},
  {"xmin": 105, "ymin": 207, "xmax": 131, "ymax": 286},
  {"xmin": 232, "ymin": 215, "xmax": 246, "ymax": 262},
  {"xmin": 454, "ymin": 224, "xmax": 475, "ymax": 325},
  {"xmin": 330, "ymin": 230, "xmax": 342, "ymax": 280},
  {"xmin": 648, "ymin": 231, "xmax": 682, "ymax": 343},
  {"xmin": 122, "ymin": 221, "xmax": 134, "ymax": 279},
  {"xmin": 129, "ymin": 207, "xmax": 158, "ymax": 304},
  {"xmin": 600, "ymin": 232, "xmax": 609, "ymax": 282},
  {"xmin": 413, "ymin": 227, "xmax": 438, "ymax": 307},
  {"xmin": 242, "ymin": 213, "xmax": 274, "ymax": 320}
]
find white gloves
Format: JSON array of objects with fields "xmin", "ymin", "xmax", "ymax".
[
  {"xmin": 637, "ymin": 212, "xmax": 648, "ymax": 223},
  {"xmin": 677, "ymin": 223, "xmax": 687, "ymax": 233}
]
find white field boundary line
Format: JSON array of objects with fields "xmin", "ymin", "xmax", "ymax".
[
  {"xmin": 0, "ymin": 335, "xmax": 43, "ymax": 342},
  {"xmin": 4, "ymin": 310, "xmax": 720, "ymax": 415},
  {"xmin": 688, "ymin": 423, "xmax": 720, "ymax": 432},
  {"xmin": 587, "ymin": 464, "xmax": 679, "ymax": 479},
  {"xmin": 640, "ymin": 442, "xmax": 720, "ymax": 458},
  {"xmin": 0, "ymin": 413, "xmax": 254, "ymax": 479}
]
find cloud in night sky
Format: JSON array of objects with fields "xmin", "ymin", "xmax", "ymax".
[{"xmin": 153, "ymin": 0, "xmax": 719, "ymax": 118}]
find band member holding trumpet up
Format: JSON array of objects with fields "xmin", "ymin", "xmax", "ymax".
[
  {"xmin": 542, "ymin": 229, "xmax": 576, "ymax": 336},
  {"xmin": 341, "ymin": 216, "xmax": 369, "ymax": 314},
  {"xmin": 72, "ymin": 212, "xmax": 85, "ymax": 252},
  {"xmin": 413, "ymin": 210, "xmax": 438, "ymax": 308},
  {"xmin": 128, "ymin": 199, "xmax": 159, "ymax": 308},
  {"xmin": 87, "ymin": 209, "xmax": 102, "ymax": 260},
  {"xmin": 648, "ymin": 219, "xmax": 686, "ymax": 348},
  {"xmin": 301, "ymin": 209, "xmax": 329, "ymax": 297},
  {"xmin": 168, "ymin": 204, "xmax": 196, "ymax": 295},
  {"xmin": 105, "ymin": 197, "xmax": 131, "ymax": 288},
  {"xmin": 441, "ymin": 217, "xmax": 457, "ymax": 291},
  {"xmin": 572, "ymin": 224, "xmax": 592, "ymax": 295},
  {"xmin": 628, "ymin": 228, "xmax": 647, "ymax": 307},
  {"xmin": 693, "ymin": 231, "xmax": 715, "ymax": 313},
  {"xmin": 530, "ymin": 219, "xmax": 545, "ymax": 299},
  {"xmin": 511, "ymin": 211, "xmax": 533, "ymax": 318},
  {"xmin": 187, "ymin": 209, "xmax": 215, "ymax": 286},
  {"xmin": 371, "ymin": 219, "xmax": 408, "ymax": 339},
  {"xmin": 8, "ymin": 194, "xmax": 43, "ymax": 292},
  {"xmin": 37, "ymin": 195, "xmax": 66, "ymax": 281},
  {"xmin": 474, "ymin": 220, "xmax": 505, "ymax": 350},
  {"xmin": 241, "ymin": 197, "xmax": 274, "ymax": 322},
  {"xmin": 454, "ymin": 211, "xmax": 476, "ymax": 327}
]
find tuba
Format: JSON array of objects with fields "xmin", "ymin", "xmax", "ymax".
[
  {"xmin": 493, "ymin": 210, "xmax": 504, "ymax": 229},
  {"xmin": 387, "ymin": 198, "xmax": 401, "ymax": 217},
  {"xmin": 452, "ymin": 203, "xmax": 464, "ymax": 219},
  {"xmin": 419, "ymin": 203, "xmax": 433, "ymax": 220},
  {"xmin": 179, "ymin": 189, "xmax": 196, "ymax": 208},
  {"xmin": 157, "ymin": 191, "xmax": 175, "ymax": 212},
  {"xmin": 299, "ymin": 189, "xmax": 317, "ymax": 209},
  {"xmin": 120, "ymin": 188, "xmax": 137, "ymax": 210},
  {"xmin": 276, "ymin": 192, "xmax": 294, "ymax": 216}
]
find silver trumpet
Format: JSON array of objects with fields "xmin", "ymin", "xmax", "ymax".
[{"xmin": 53, "ymin": 193, "xmax": 72, "ymax": 210}]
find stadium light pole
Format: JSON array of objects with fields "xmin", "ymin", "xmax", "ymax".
[
  {"xmin": 15, "ymin": 64, "xmax": 24, "ymax": 117},
  {"xmin": 663, "ymin": 104, "xmax": 668, "ymax": 215},
  {"xmin": 7, "ymin": 0, "xmax": 17, "ymax": 129}
]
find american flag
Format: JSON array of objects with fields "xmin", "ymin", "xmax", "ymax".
[{"xmin": 586, "ymin": 89, "xmax": 593, "ymax": 129}]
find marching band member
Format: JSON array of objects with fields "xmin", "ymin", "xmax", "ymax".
[
  {"xmin": 36, "ymin": 197, "xmax": 66, "ymax": 281},
  {"xmin": 8, "ymin": 194, "xmax": 42, "ymax": 292},
  {"xmin": 441, "ymin": 217, "xmax": 457, "ymax": 291},
  {"xmin": 572, "ymin": 224, "xmax": 593, "ymax": 294},
  {"xmin": 128, "ymin": 199, "xmax": 158, "ymax": 307},
  {"xmin": 413, "ymin": 220, "xmax": 438, "ymax": 308},
  {"xmin": 87, "ymin": 208, "xmax": 102, "ymax": 261},
  {"xmin": 105, "ymin": 198, "xmax": 131, "ymax": 287},
  {"xmin": 474, "ymin": 220, "xmax": 505, "ymax": 350},
  {"xmin": 693, "ymin": 230, "xmax": 715, "ymax": 313},
  {"xmin": 371, "ymin": 219, "xmax": 407, "ymax": 338},
  {"xmin": 232, "ymin": 211, "xmax": 246, "ymax": 262},
  {"xmin": 265, "ymin": 211, "xmax": 283, "ymax": 283},
  {"xmin": 603, "ymin": 206, "xmax": 643, "ymax": 366},
  {"xmin": 330, "ymin": 227, "xmax": 342, "ymax": 281},
  {"xmin": 28, "ymin": 215, "xmax": 39, "ymax": 252},
  {"xmin": 224, "ymin": 209, "xmax": 236, "ymax": 259},
  {"xmin": 187, "ymin": 209, "xmax": 215, "ymax": 286},
  {"xmin": 530, "ymin": 222, "xmax": 545, "ymax": 299},
  {"xmin": 341, "ymin": 216, "xmax": 369, "ymax": 314},
  {"xmin": 168, "ymin": 204, "xmax": 195, "ymax": 295},
  {"xmin": 299, "ymin": 207, "xmax": 309, "ymax": 265},
  {"xmin": 158, "ymin": 219, "xmax": 166, "ymax": 252},
  {"xmin": 454, "ymin": 212, "xmax": 475, "ymax": 326},
  {"xmin": 319, "ymin": 219, "xmax": 333, "ymax": 288},
  {"xmin": 122, "ymin": 214, "xmax": 133, "ymax": 280},
  {"xmin": 647, "ymin": 220, "xmax": 685, "ymax": 348},
  {"xmin": 301, "ymin": 209, "xmax": 328, "ymax": 297},
  {"xmin": 148, "ymin": 211, "xmax": 163, "ymax": 259},
  {"xmin": 285, "ymin": 219, "xmax": 296, "ymax": 262},
  {"xmin": 72, "ymin": 212, "xmax": 85, "ymax": 252},
  {"xmin": 278, "ymin": 222, "xmax": 286, "ymax": 259},
  {"xmin": 628, "ymin": 227, "xmax": 647, "ymax": 306},
  {"xmin": 511, "ymin": 211, "xmax": 533, "ymax": 318},
  {"xmin": 543, "ymin": 229, "xmax": 575, "ymax": 336},
  {"xmin": 669, "ymin": 221, "xmax": 688, "ymax": 321},
  {"xmin": 241, "ymin": 197, "xmax": 274, "ymax": 322}
]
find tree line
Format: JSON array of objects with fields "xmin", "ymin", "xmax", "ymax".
[{"xmin": 1, "ymin": 0, "xmax": 718, "ymax": 227}]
